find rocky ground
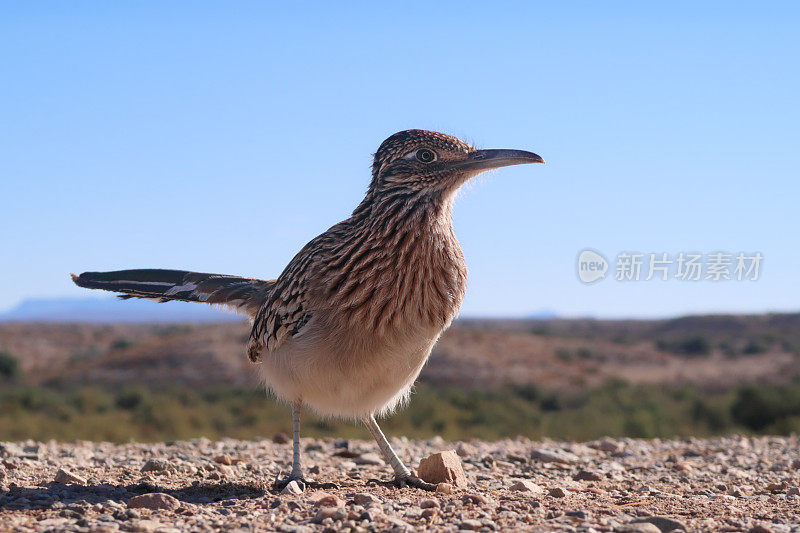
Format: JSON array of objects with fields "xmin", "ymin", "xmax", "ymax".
[{"xmin": 1, "ymin": 435, "xmax": 798, "ymax": 532}]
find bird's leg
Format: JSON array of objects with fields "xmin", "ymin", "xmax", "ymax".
[
  {"xmin": 362, "ymin": 414, "xmax": 436, "ymax": 491},
  {"xmin": 290, "ymin": 398, "xmax": 303, "ymax": 478},
  {"xmin": 273, "ymin": 400, "xmax": 337, "ymax": 491},
  {"xmin": 273, "ymin": 400, "xmax": 308, "ymax": 490}
]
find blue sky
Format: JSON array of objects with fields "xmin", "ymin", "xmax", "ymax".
[{"xmin": 1, "ymin": 2, "xmax": 798, "ymax": 318}]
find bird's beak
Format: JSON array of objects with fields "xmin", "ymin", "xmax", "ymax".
[{"xmin": 449, "ymin": 149, "xmax": 545, "ymax": 172}]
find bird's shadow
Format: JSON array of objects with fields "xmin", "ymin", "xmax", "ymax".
[{"xmin": 0, "ymin": 481, "xmax": 268, "ymax": 511}]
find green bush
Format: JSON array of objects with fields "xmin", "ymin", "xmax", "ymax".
[
  {"xmin": 115, "ymin": 388, "xmax": 145, "ymax": 410},
  {"xmin": 110, "ymin": 338, "xmax": 134, "ymax": 350},
  {"xmin": 730, "ymin": 384, "xmax": 800, "ymax": 431},
  {"xmin": 0, "ymin": 380, "xmax": 799, "ymax": 442},
  {"xmin": 0, "ymin": 351, "xmax": 20, "ymax": 379},
  {"xmin": 656, "ymin": 335, "xmax": 712, "ymax": 356},
  {"xmin": 742, "ymin": 339, "xmax": 768, "ymax": 355}
]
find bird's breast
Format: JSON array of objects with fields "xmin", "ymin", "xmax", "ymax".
[{"xmin": 313, "ymin": 222, "xmax": 467, "ymax": 340}]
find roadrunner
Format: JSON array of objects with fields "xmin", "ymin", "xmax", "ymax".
[{"xmin": 72, "ymin": 130, "xmax": 544, "ymax": 491}]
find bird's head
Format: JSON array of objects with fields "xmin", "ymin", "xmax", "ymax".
[{"xmin": 369, "ymin": 129, "xmax": 544, "ymax": 197}]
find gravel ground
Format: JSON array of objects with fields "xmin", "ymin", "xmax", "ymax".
[{"xmin": 1, "ymin": 435, "xmax": 798, "ymax": 532}]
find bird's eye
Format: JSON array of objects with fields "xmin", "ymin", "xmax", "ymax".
[{"xmin": 415, "ymin": 149, "xmax": 437, "ymax": 163}]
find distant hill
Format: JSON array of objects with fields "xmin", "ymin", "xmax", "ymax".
[
  {"xmin": 0, "ymin": 297, "xmax": 242, "ymax": 323},
  {"xmin": 1, "ymin": 313, "xmax": 798, "ymax": 392}
]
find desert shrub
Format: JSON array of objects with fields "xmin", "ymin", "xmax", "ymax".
[
  {"xmin": 730, "ymin": 385, "xmax": 800, "ymax": 431},
  {"xmin": 514, "ymin": 384, "xmax": 541, "ymax": 402},
  {"xmin": 2, "ymin": 381, "xmax": 800, "ymax": 442},
  {"xmin": 576, "ymin": 347, "xmax": 595, "ymax": 359},
  {"xmin": 110, "ymin": 338, "xmax": 134, "ymax": 350},
  {"xmin": 70, "ymin": 388, "xmax": 114, "ymax": 413},
  {"xmin": 742, "ymin": 339, "xmax": 768, "ymax": 355},
  {"xmin": 0, "ymin": 351, "xmax": 20, "ymax": 379},
  {"xmin": 656, "ymin": 335, "xmax": 712, "ymax": 356},
  {"xmin": 539, "ymin": 393, "xmax": 562, "ymax": 412},
  {"xmin": 115, "ymin": 388, "xmax": 145, "ymax": 410},
  {"xmin": 691, "ymin": 398, "xmax": 731, "ymax": 432}
]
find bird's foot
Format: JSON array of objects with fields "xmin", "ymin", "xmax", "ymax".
[
  {"xmin": 272, "ymin": 472, "xmax": 338, "ymax": 492},
  {"xmin": 367, "ymin": 474, "xmax": 437, "ymax": 492}
]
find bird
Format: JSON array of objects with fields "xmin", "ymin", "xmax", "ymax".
[{"xmin": 72, "ymin": 129, "xmax": 544, "ymax": 491}]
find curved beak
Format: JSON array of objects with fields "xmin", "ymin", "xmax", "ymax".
[{"xmin": 449, "ymin": 149, "xmax": 545, "ymax": 172}]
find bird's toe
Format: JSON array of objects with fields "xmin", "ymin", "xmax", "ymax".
[
  {"xmin": 368, "ymin": 475, "xmax": 436, "ymax": 491},
  {"xmin": 396, "ymin": 475, "xmax": 437, "ymax": 491}
]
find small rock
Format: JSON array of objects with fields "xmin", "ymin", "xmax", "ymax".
[
  {"xmin": 129, "ymin": 520, "xmax": 159, "ymax": 533},
  {"xmin": 791, "ymin": 459, "xmax": 800, "ymax": 470},
  {"xmin": 592, "ymin": 437, "xmax": 622, "ymax": 453},
  {"xmin": 459, "ymin": 519, "xmax": 483, "ymax": 530},
  {"xmin": 278, "ymin": 525, "xmax": 314, "ymax": 533},
  {"xmin": 765, "ymin": 482, "xmax": 786, "ymax": 491},
  {"xmin": 312, "ymin": 506, "xmax": 338, "ymax": 523},
  {"xmin": 455, "ymin": 442, "xmax": 476, "ymax": 457},
  {"xmin": 127, "ymin": 493, "xmax": 181, "ymax": 511},
  {"xmin": 54, "ymin": 468, "xmax": 87, "ymax": 485},
  {"xmin": 421, "ymin": 508, "xmax": 438, "ymax": 520},
  {"xmin": 417, "ymin": 450, "xmax": 468, "ymax": 487},
  {"xmin": 787, "ymin": 486, "xmax": 800, "ymax": 496},
  {"xmin": 353, "ymin": 493, "xmax": 379, "ymax": 505},
  {"xmin": 435, "ymin": 482, "xmax": 452, "ymax": 494},
  {"xmin": 141, "ymin": 458, "xmax": 172, "ymax": 473},
  {"xmin": 281, "ymin": 480, "xmax": 303, "ymax": 495},
  {"xmin": 509, "ymin": 480, "xmax": 544, "ymax": 494},
  {"xmin": 574, "ymin": 469, "xmax": 602, "ymax": 482},
  {"xmin": 566, "ymin": 510, "xmax": 589, "ymax": 519},
  {"xmin": 616, "ymin": 524, "xmax": 662, "ymax": 533},
  {"xmin": 214, "ymin": 454, "xmax": 233, "ymax": 465},
  {"xmin": 419, "ymin": 498, "xmax": 440, "ymax": 509},
  {"xmin": 273, "ymin": 433, "xmax": 290, "ymax": 444},
  {"xmin": 354, "ymin": 453, "xmax": 383, "ymax": 466},
  {"xmin": 748, "ymin": 526, "xmax": 775, "ymax": 533},
  {"xmin": 360, "ymin": 509, "xmax": 379, "ymax": 521},
  {"xmin": 548, "ymin": 487, "xmax": 567, "ymax": 498},
  {"xmin": 310, "ymin": 492, "xmax": 343, "ymax": 508},
  {"xmin": 462, "ymin": 493, "xmax": 489, "ymax": 505},
  {"xmin": 631, "ymin": 516, "xmax": 688, "ymax": 532},
  {"xmin": 530, "ymin": 448, "xmax": 580, "ymax": 464},
  {"xmin": 333, "ymin": 448, "xmax": 361, "ymax": 458},
  {"xmin": 216, "ymin": 464, "xmax": 234, "ymax": 476},
  {"xmin": 386, "ymin": 517, "xmax": 413, "ymax": 529}
]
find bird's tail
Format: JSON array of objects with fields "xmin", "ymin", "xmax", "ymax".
[{"xmin": 71, "ymin": 269, "xmax": 274, "ymax": 318}]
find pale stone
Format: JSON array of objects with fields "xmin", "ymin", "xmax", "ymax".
[{"xmin": 417, "ymin": 450, "xmax": 468, "ymax": 487}]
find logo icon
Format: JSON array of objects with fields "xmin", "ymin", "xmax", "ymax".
[{"xmin": 577, "ymin": 249, "xmax": 608, "ymax": 284}]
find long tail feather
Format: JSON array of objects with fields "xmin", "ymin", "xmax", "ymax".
[{"xmin": 71, "ymin": 269, "xmax": 274, "ymax": 318}]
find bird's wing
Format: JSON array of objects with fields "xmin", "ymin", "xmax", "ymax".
[
  {"xmin": 72, "ymin": 269, "xmax": 275, "ymax": 318},
  {"xmin": 247, "ymin": 247, "xmax": 318, "ymax": 361}
]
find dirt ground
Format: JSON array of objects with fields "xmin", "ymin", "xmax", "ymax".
[{"xmin": 1, "ymin": 435, "xmax": 798, "ymax": 532}]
